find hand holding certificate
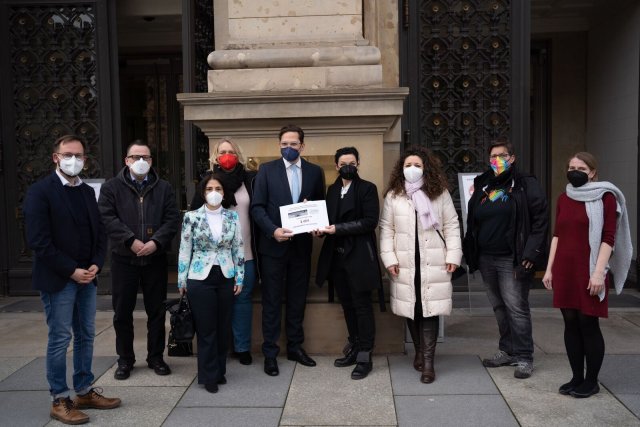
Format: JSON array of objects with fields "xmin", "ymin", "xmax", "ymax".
[{"xmin": 279, "ymin": 200, "xmax": 330, "ymax": 235}]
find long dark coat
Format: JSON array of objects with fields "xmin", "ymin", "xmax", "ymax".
[{"xmin": 315, "ymin": 176, "xmax": 383, "ymax": 292}]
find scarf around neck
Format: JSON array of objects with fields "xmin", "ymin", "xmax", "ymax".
[
  {"xmin": 404, "ymin": 179, "xmax": 439, "ymax": 231},
  {"xmin": 566, "ymin": 181, "xmax": 633, "ymax": 300}
]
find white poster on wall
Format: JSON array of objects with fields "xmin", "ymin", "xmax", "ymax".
[{"xmin": 458, "ymin": 173, "xmax": 481, "ymax": 235}]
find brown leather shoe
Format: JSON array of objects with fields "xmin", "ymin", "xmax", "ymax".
[
  {"xmin": 51, "ymin": 397, "xmax": 89, "ymax": 425},
  {"xmin": 74, "ymin": 387, "xmax": 121, "ymax": 410}
]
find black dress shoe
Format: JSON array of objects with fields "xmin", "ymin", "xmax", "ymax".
[
  {"xmin": 147, "ymin": 359, "xmax": 171, "ymax": 376},
  {"xmin": 287, "ymin": 349, "xmax": 316, "ymax": 367},
  {"xmin": 217, "ymin": 376, "xmax": 227, "ymax": 385},
  {"xmin": 114, "ymin": 364, "xmax": 133, "ymax": 380},
  {"xmin": 351, "ymin": 351, "xmax": 372, "ymax": 380},
  {"xmin": 559, "ymin": 378, "xmax": 583, "ymax": 395},
  {"xmin": 236, "ymin": 351, "xmax": 253, "ymax": 365},
  {"xmin": 264, "ymin": 358, "xmax": 279, "ymax": 376},
  {"xmin": 205, "ymin": 383, "xmax": 218, "ymax": 393},
  {"xmin": 570, "ymin": 382, "xmax": 600, "ymax": 398},
  {"xmin": 334, "ymin": 344, "xmax": 358, "ymax": 367}
]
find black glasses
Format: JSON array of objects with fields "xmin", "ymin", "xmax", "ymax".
[
  {"xmin": 56, "ymin": 152, "xmax": 87, "ymax": 161},
  {"xmin": 127, "ymin": 155, "xmax": 152, "ymax": 161}
]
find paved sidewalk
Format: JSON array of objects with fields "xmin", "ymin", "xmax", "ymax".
[{"xmin": 1, "ymin": 290, "xmax": 639, "ymax": 426}]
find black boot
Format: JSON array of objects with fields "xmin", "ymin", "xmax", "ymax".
[
  {"xmin": 407, "ymin": 318, "xmax": 422, "ymax": 371},
  {"xmin": 334, "ymin": 341, "xmax": 358, "ymax": 367},
  {"xmin": 421, "ymin": 319, "xmax": 438, "ymax": 384},
  {"xmin": 351, "ymin": 351, "xmax": 373, "ymax": 380}
]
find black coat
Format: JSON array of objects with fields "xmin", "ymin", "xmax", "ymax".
[
  {"xmin": 98, "ymin": 166, "xmax": 180, "ymax": 264},
  {"xmin": 463, "ymin": 167, "xmax": 548, "ymax": 273},
  {"xmin": 315, "ymin": 176, "xmax": 383, "ymax": 292},
  {"xmin": 24, "ymin": 172, "xmax": 107, "ymax": 292}
]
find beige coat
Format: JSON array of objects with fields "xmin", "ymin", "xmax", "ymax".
[{"xmin": 379, "ymin": 190, "xmax": 462, "ymax": 319}]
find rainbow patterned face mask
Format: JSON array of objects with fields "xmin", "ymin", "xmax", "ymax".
[{"xmin": 490, "ymin": 156, "xmax": 511, "ymax": 175}]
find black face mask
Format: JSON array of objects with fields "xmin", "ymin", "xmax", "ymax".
[
  {"xmin": 338, "ymin": 164, "xmax": 358, "ymax": 180},
  {"xmin": 567, "ymin": 170, "xmax": 589, "ymax": 187}
]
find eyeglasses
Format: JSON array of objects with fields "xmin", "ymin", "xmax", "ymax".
[
  {"xmin": 57, "ymin": 152, "xmax": 87, "ymax": 161},
  {"xmin": 127, "ymin": 155, "xmax": 152, "ymax": 161},
  {"xmin": 489, "ymin": 153, "xmax": 511, "ymax": 160},
  {"xmin": 279, "ymin": 141, "xmax": 301, "ymax": 149}
]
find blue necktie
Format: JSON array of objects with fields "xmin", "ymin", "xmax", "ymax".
[{"xmin": 290, "ymin": 164, "xmax": 300, "ymax": 203}]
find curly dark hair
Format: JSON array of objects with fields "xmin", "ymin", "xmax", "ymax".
[{"xmin": 384, "ymin": 146, "xmax": 449, "ymax": 199}]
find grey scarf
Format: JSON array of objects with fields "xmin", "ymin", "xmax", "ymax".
[{"xmin": 565, "ymin": 181, "xmax": 633, "ymax": 301}]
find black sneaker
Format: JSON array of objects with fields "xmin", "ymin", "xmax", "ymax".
[{"xmin": 114, "ymin": 364, "xmax": 133, "ymax": 380}]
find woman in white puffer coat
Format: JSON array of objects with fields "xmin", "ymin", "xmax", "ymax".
[{"xmin": 379, "ymin": 146, "xmax": 462, "ymax": 383}]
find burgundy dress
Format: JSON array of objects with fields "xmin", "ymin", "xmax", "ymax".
[{"xmin": 551, "ymin": 192, "xmax": 616, "ymax": 318}]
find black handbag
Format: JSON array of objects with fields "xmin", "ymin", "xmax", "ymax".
[
  {"xmin": 166, "ymin": 296, "xmax": 195, "ymax": 343},
  {"xmin": 167, "ymin": 330, "xmax": 193, "ymax": 357}
]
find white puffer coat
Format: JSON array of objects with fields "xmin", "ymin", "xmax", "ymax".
[{"xmin": 379, "ymin": 190, "xmax": 462, "ymax": 319}]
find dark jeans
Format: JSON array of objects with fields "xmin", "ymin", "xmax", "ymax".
[
  {"xmin": 331, "ymin": 253, "xmax": 375, "ymax": 351},
  {"xmin": 111, "ymin": 254, "xmax": 168, "ymax": 365},
  {"xmin": 478, "ymin": 254, "xmax": 533, "ymax": 362},
  {"xmin": 187, "ymin": 266, "xmax": 234, "ymax": 385},
  {"xmin": 260, "ymin": 246, "xmax": 311, "ymax": 358},
  {"xmin": 41, "ymin": 282, "xmax": 96, "ymax": 398}
]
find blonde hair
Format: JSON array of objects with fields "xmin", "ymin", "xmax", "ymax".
[{"xmin": 208, "ymin": 137, "xmax": 246, "ymax": 169}]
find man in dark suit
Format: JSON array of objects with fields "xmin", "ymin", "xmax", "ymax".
[
  {"xmin": 251, "ymin": 124, "xmax": 325, "ymax": 376},
  {"xmin": 24, "ymin": 135, "xmax": 121, "ymax": 425},
  {"xmin": 315, "ymin": 147, "xmax": 382, "ymax": 380}
]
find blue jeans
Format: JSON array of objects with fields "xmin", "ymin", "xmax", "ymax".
[
  {"xmin": 478, "ymin": 254, "xmax": 533, "ymax": 362},
  {"xmin": 40, "ymin": 281, "xmax": 96, "ymax": 398},
  {"xmin": 232, "ymin": 259, "xmax": 255, "ymax": 352}
]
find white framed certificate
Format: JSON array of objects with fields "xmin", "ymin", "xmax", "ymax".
[{"xmin": 279, "ymin": 200, "xmax": 330, "ymax": 235}]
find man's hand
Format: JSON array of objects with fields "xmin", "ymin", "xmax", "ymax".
[
  {"xmin": 71, "ymin": 268, "xmax": 95, "ymax": 284},
  {"xmin": 234, "ymin": 285, "xmax": 243, "ymax": 296},
  {"xmin": 87, "ymin": 265, "xmax": 99, "ymax": 275},
  {"xmin": 179, "ymin": 287, "xmax": 187, "ymax": 296},
  {"xmin": 273, "ymin": 228, "xmax": 294, "ymax": 242},
  {"xmin": 130, "ymin": 239, "xmax": 145, "ymax": 254},
  {"xmin": 137, "ymin": 240, "xmax": 157, "ymax": 257}
]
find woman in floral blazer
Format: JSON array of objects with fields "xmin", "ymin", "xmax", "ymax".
[{"xmin": 178, "ymin": 172, "xmax": 244, "ymax": 393}]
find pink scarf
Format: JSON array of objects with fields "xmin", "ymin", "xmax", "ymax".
[{"xmin": 404, "ymin": 179, "xmax": 439, "ymax": 231}]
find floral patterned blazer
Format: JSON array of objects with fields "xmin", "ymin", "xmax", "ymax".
[{"xmin": 178, "ymin": 206, "xmax": 244, "ymax": 289}]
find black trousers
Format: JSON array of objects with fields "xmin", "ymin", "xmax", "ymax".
[
  {"xmin": 331, "ymin": 253, "xmax": 375, "ymax": 351},
  {"xmin": 111, "ymin": 254, "xmax": 168, "ymax": 365},
  {"xmin": 187, "ymin": 266, "xmax": 234, "ymax": 385},
  {"xmin": 260, "ymin": 245, "xmax": 311, "ymax": 358}
]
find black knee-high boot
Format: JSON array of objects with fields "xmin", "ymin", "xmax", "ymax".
[
  {"xmin": 421, "ymin": 317, "xmax": 438, "ymax": 384},
  {"xmin": 407, "ymin": 318, "xmax": 422, "ymax": 371}
]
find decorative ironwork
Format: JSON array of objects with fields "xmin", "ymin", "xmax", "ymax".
[
  {"xmin": 418, "ymin": 0, "xmax": 511, "ymax": 204},
  {"xmin": 193, "ymin": 0, "xmax": 214, "ymax": 177},
  {"xmin": 9, "ymin": 4, "xmax": 100, "ymax": 257}
]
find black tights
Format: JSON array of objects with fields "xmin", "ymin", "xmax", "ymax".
[{"xmin": 561, "ymin": 308, "xmax": 604, "ymax": 386}]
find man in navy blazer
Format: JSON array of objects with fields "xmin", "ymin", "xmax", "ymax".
[
  {"xmin": 251, "ymin": 124, "xmax": 325, "ymax": 376},
  {"xmin": 23, "ymin": 135, "xmax": 120, "ymax": 424}
]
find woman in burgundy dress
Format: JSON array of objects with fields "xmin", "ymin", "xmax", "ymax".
[{"xmin": 543, "ymin": 152, "xmax": 632, "ymax": 398}]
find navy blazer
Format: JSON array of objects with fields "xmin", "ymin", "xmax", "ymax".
[
  {"xmin": 251, "ymin": 157, "xmax": 325, "ymax": 258},
  {"xmin": 24, "ymin": 172, "xmax": 107, "ymax": 293}
]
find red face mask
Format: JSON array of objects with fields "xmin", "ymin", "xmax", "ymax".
[{"xmin": 218, "ymin": 153, "xmax": 238, "ymax": 170}]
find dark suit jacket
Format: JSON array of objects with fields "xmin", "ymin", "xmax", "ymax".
[
  {"xmin": 315, "ymin": 176, "xmax": 383, "ymax": 292},
  {"xmin": 24, "ymin": 172, "xmax": 107, "ymax": 293},
  {"xmin": 251, "ymin": 157, "xmax": 325, "ymax": 258}
]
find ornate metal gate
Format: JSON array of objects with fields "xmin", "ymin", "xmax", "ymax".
[
  {"xmin": 0, "ymin": 0, "xmax": 119, "ymax": 295},
  {"xmin": 401, "ymin": 0, "xmax": 530, "ymax": 208}
]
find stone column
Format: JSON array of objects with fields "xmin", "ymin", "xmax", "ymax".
[{"xmin": 178, "ymin": 0, "xmax": 408, "ymax": 354}]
